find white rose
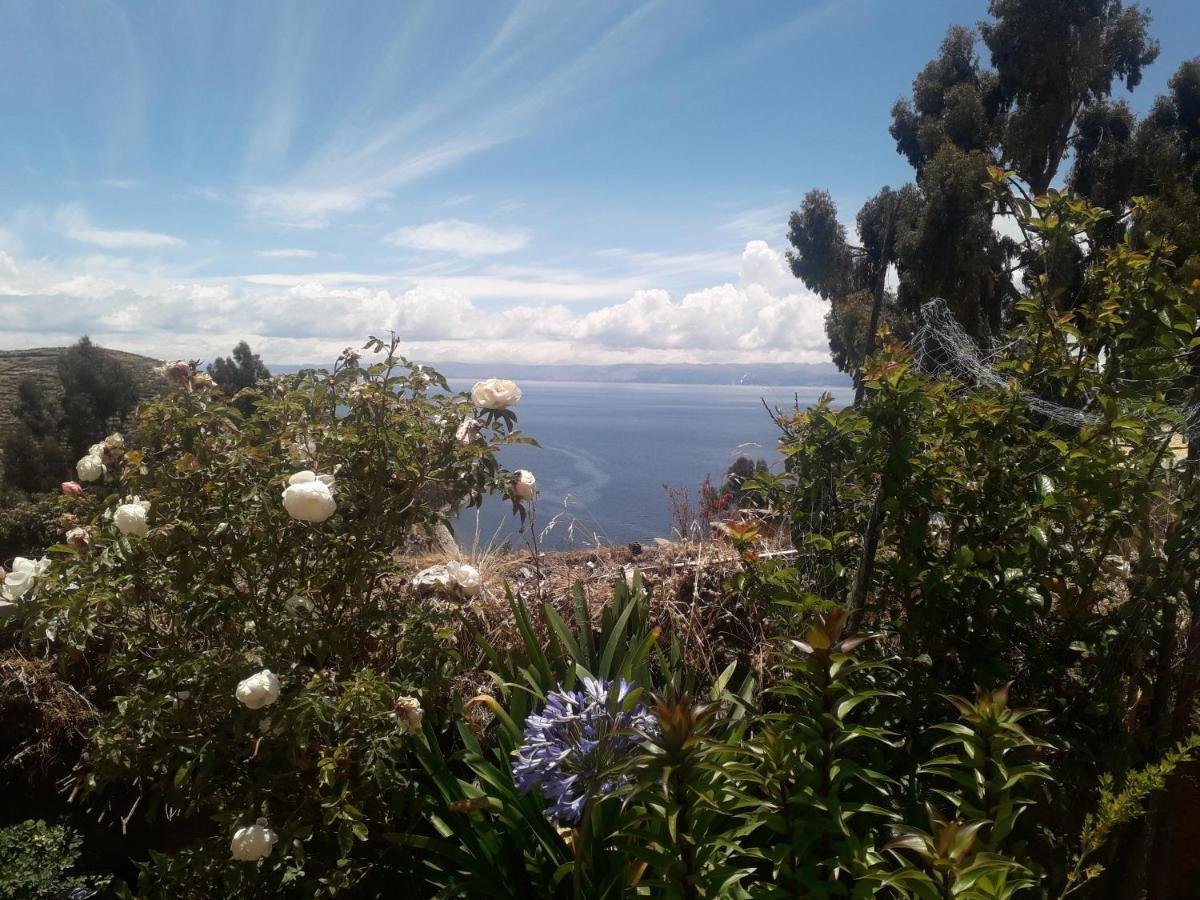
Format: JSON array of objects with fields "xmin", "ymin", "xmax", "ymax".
[
  {"xmin": 447, "ymin": 561, "xmax": 482, "ymax": 597},
  {"xmin": 77, "ymin": 454, "xmax": 106, "ymax": 482},
  {"xmin": 513, "ymin": 470, "xmax": 536, "ymax": 502},
  {"xmin": 230, "ymin": 818, "xmax": 278, "ymax": 862},
  {"xmin": 281, "ymin": 471, "xmax": 336, "ymax": 523},
  {"xmin": 394, "ymin": 696, "xmax": 423, "ymax": 732},
  {"xmin": 470, "ymin": 378, "xmax": 522, "ymax": 410},
  {"xmin": 455, "ymin": 416, "xmax": 484, "ymax": 446},
  {"xmin": 1, "ymin": 556, "xmax": 49, "ymax": 602},
  {"xmin": 114, "ymin": 497, "xmax": 151, "ymax": 538},
  {"xmin": 236, "ymin": 669, "xmax": 281, "ymax": 710}
]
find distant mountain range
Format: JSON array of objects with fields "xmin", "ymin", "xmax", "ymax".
[{"xmin": 271, "ymin": 361, "xmax": 850, "ymax": 388}]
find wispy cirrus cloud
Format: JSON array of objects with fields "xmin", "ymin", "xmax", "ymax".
[
  {"xmin": 256, "ymin": 248, "xmax": 318, "ymax": 259},
  {"xmin": 722, "ymin": 203, "xmax": 793, "ymax": 242},
  {"xmin": 56, "ymin": 203, "xmax": 185, "ymax": 250},
  {"xmin": 241, "ymin": 4, "xmax": 669, "ymax": 228},
  {"xmin": 386, "ymin": 219, "xmax": 529, "ymax": 256}
]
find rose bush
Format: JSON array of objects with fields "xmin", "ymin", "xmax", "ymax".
[{"xmin": 7, "ymin": 336, "xmax": 530, "ymax": 897}]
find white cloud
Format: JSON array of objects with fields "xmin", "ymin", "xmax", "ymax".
[
  {"xmin": 386, "ymin": 219, "xmax": 529, "ymax": 256},
  {"xmin": 257, "ymin": 248, "xmax": 317, "ymax": 259},
  {"xmin": 241, "ymin": 271, "xmax": 394, "ymax": 287},
  {"xmin": 0, "ymin": 240, "xmax": 830, "ymax": 366},
  {"xmin": 57, "ymin": 204, "xmax": 185, "ymax": 249},
  {"xmin": 243, "ymin": 187, "xmax": 371, "ymax": 229},
  {"xmin": 723, "ymin": 204, "xmax": 792, "ymax": 242}
]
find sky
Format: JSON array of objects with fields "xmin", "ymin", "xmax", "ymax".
[{"xmin": 0, "ymin": 0, "xmax": 1197, "ymax": 368}]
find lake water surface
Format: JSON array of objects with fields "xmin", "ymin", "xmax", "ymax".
[{"xmin": 450, "ymin": 380, "xmax": 848, "ymax": 549}]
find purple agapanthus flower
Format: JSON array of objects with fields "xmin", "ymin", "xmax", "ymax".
[{"xmin": 512, "ymin": 677, "xmax": 656, "ymax": 825}]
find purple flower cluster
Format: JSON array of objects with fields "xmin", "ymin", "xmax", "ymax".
[{"xmin": 512, "ymin": 677, "xmax": 656, "ymax": 825}]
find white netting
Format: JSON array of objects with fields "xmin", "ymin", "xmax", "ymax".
[{"xmin": 910, "ymin": 298, "xmax": 1200, "ymax": 445}]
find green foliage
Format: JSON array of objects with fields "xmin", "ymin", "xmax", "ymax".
[
  {"xmin": 8, "ymin": 336, "xmax": 525, "ymax": 897},
  {"xmin": 1063, "ymin": 734, "xmax": 1200, "ymax": 895},
  {"xmin": 793, "ymin": 1, "xmax": 1167, "ymax": 364},
  {"xmin": 768, "ymin": 182, "xmax": 1199, "ymax": 892},
  {"xmin": 57, "ymin": 336, "xmax": 141, "ymax": 461},
  {"xmin": 208, "ymin": 341, "xmax": 272, "ymax": 414},
  {"xmin": 409, "ymin": 574, "xmax": 661, "ymax": 898},
  {"xmin": 737, "ymin": 608, "xmax": 897, "ymax": 896},
  {"xmin": 0, "ymin": 487, "xmax": 63, "ymax": 564},
  {"xmin": 0, "ymin": 819, "xmax": 107, "ymax": 900},
  {"xmin": 921, "ymin": 687, "xmax": 1049, "ymax": 852},
  {"xmin": 2, "ymin": 377, "xmax": 69, "ymax": 492}
]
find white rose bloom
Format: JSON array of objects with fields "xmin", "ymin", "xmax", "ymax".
[
  {"xmin": 447, "ymin": 561, "xmax": 482, "ymax": 597},
  {"xmin": 230, "ymin": 818, "xmax": 278, "ymax": 861},
  {"xmin": 470, "ymin": 378, "xmax": 522, "ymax": 410},
  {"xmin": 394, "ymin": 696, "xmax": 423, "ymax": 732},
  {"xmin": 114, "ymin": 497, "xmax": 151, "ymax": 538},
  {"xmin": 455, "ymin": 416, "xmax": 484, "ymax": 446},
  {"xmin": 76, "ymin": 454, "xmax": 106, "ymax": 482},
  {"xmin": 1, "ymin": 556, "xmax": 50, "ymax": 602},
  {"xmin": 236, "ymin": 669, "xmax": 281, "ymax": 710},
  {"xmin": 282, "ymin": 471, "xmax": 337, "ymax": 523},
  {"xmin": 513, "ymin": 470, "xmax": 536, "ymax": 502}
]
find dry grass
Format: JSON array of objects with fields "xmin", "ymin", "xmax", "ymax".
[
  {"xmin": 0, "ymin": 651, "xmax": 98, "ymax": 776},
  {"xmin": 398, "ymin": 533, "xmax": 794, "ymax": 685}
]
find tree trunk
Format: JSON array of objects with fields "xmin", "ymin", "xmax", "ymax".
[{"xmin": 855, "ymin": 199, "xmax": 898, "ymax": 405}]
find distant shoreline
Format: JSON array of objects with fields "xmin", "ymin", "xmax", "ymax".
[{"xmin": 269, "ymin": 361, "xmax": 852, "ymax": 389}]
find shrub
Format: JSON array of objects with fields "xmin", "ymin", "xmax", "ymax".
[
  {"xmin": 0, "ymin": 488, "xmax": 63, "ymax": 565},
  {"xmin": 12, "ymin": 337, "xmax": 529, "ymax": 897},
  {"xmin": 0, "ymin": 819, "xmax": 107, "ymax": 900}
]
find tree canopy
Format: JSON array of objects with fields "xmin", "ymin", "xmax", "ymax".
[
  {"xmin": 787, "ymin": 0, "xmax": 1186, "ymax": 374},
  {"xmin": 207, "ymin": 341, "xmax": 271, "ymax": 396}
]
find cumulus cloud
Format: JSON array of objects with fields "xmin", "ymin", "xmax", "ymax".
[
  {"xmin": 386, "ymin": 219, "xmax": 529, "ymax": 256},
  {"xmin": 0, "ymin": 240, "xmax": 830, "ymax": 366},
  {"xmin": 57, "ymin": 204, "xmax": 186, "ymax": 249}
]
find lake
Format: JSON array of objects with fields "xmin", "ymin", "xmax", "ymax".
[{"xmin": 449, "ymin": 380, "xmax": 849, "ymax": 550}]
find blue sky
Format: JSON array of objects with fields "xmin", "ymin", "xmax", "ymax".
[{"xmin": 0, "ymin": 0, "xmax": 1197, "ymax": 366}]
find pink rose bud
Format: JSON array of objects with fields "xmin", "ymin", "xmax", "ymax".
[{"xmin": 62, "ymin": 481, "xmax": 84, "ymax": 497}]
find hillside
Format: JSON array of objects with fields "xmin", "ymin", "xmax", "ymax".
[{"xmin": 0, "ymin": 345, "xmax": 162, "ymax": 450}]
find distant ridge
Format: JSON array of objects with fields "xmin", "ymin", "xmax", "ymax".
[{"xmin": 271, "ymin": 360, "xmax": 850, "ymax": 388}]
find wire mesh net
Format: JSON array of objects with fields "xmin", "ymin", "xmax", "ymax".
[{"xmin": 911, "ymin": 298, "xmax": 1200, "ymax": 443}]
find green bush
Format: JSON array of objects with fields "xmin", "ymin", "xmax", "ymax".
[
  {"xmin": 12, "ymin": 337, "xmax": 529, "ymax": 897},
  {"xmin": 0, "ymin": 819, "xmax": 106, "ymax": 900},
  {"xmin": 0, "ymin": 488, "xmax": 63, "ymax": 565},
  {"xmin": 1, "ymin": 185, "xmax": 1195, "ymax": 898}
]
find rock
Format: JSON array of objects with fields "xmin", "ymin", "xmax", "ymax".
[
  {"xmin": 431, "ymin": 522, "xmax": 460, "ymax": 557},
  {"xmin": 410, "ymin": 564, "xmax": 452, "ymax": 594}
]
